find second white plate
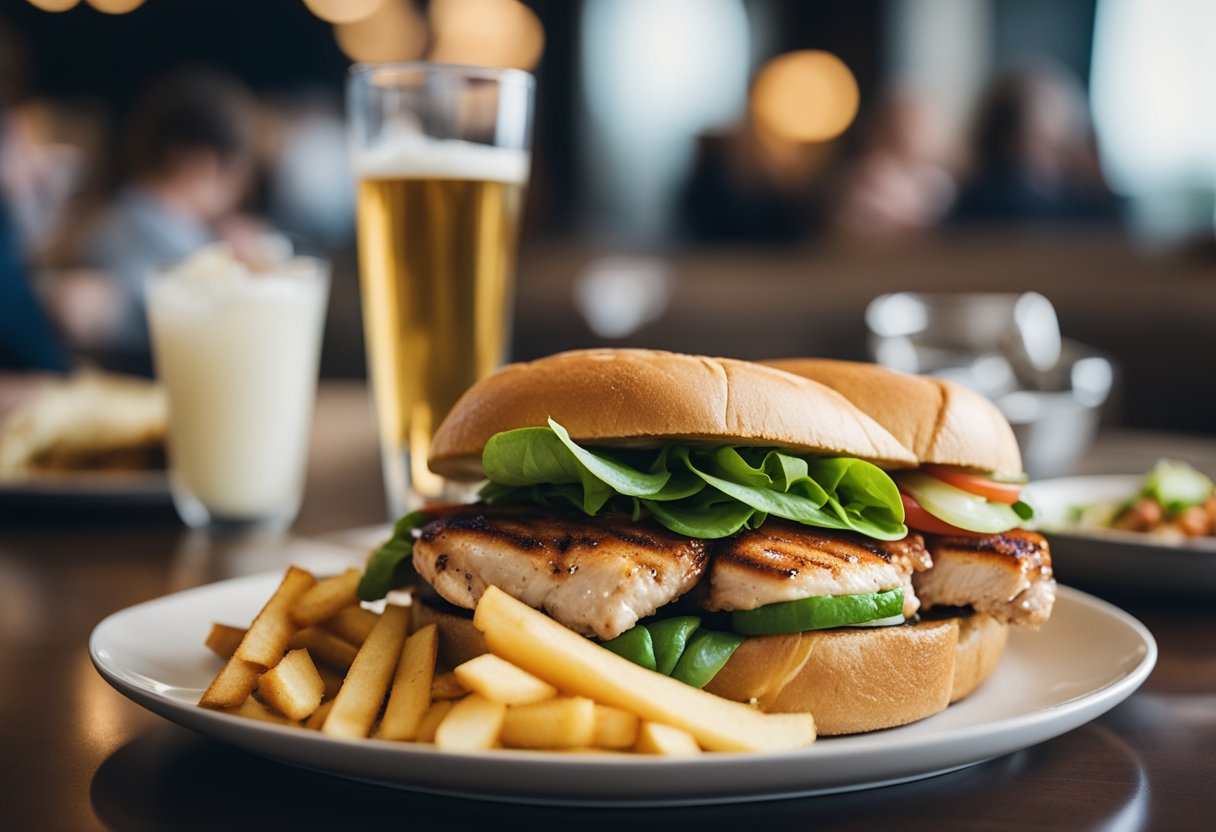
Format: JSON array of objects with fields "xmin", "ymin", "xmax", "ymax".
[
  {"xmin": 1027, "ymin": 474, "xmax": 1216, "ymax": 592},
  {"xmin": 90, "ymin": 571, "xmax": 1155, "ymax": 806}
]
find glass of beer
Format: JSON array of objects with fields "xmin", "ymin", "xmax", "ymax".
[{"xmin": 348, "ymin": 63, "xmax": 534, "ymax": 516}]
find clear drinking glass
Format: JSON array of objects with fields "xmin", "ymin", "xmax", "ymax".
[
  {"xmin": 348, "ymin": 62, "xmax": 535, "ymax": 517},
  {"xmin": 147, "ymin": 248, "xmax": 329, "ymax": 533}
]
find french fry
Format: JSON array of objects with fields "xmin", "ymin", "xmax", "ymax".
[
  {"xmin": 201, "ymin": 567, "xmax": 317, "ymax": 709},
  {"xmin": 291, "ymin": 568, "xmax": 362, "ymax": 627},
  {"xmin": 234, "ymin": 566, "xmax": 317, "ymax": 668},
  {"xmin": 205, "ymin": 623, "xmax": 247, "ymax": 659},
  {"xmin": 289, "ymin": 627, "xmax": 359, "ymax": 672},
  {"xmin": 472, "ymin": 585, "xmax": 817, "ymax": 753},
  {"xmin": 199, "ymin": 657, "xmax": 262, "ymax": 710},
  {"xmin": 258, "ymin": 648, "xmax": 324, "ymax": 721},
  {"xmin": 433, "ymin": 693, "xmax": 506, "ymax": 752},
  {"xmin": 416, "ymin": 700, "xmax": 454, "ymax": 743},
  {"xmin": 635, "ymin": 722, "xmax": 701, "ymax": 756},
  {"xmin": 317, "ymin": 665, "xmax": 344, "ymax": 701},
  {"xmin": 453, "ymin": 653, "xmax": 557, "ymax": 705},
  {"xmin": 592, "ymin": 704, "xmax": 640, "ymax": 750},
  {"xmin": 430, "ymin": 671, "xmax": 468, "ymax": 700},
  {"xmin": 304, "ymin": 698, "xmax": 335, "ymax": 731},
  {"xmin": 225, "ymin": 696, "xmax": 298, "ymax": 727},
  {"xmin": 322, "ymin": 604, "xmax": 409, "ymax": 739},
  {"xmin": 323, "ymin": 605, "xmax": 379, "ymax": 645},
  {"xmin": 374, "ymin": 624, "xmax": 438, "ymax": 741},
  {"xmin": 501, "ymin": 697, "xmax": 595, "ymax": 750}
]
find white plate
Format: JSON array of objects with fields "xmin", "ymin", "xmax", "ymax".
[
  {"xmin": 90, "ymin": 574, "xmax": 1155, "ymax": 807},
  {"xmin": 0, "ymin": 470, "xmax": 170, "ymax": 506},
  {"xmin": 1026, "ymin": 475, "xmax": 1216, "ymax": 592}
]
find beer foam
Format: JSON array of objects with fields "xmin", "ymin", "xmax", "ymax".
[{"xmin": 356, "ymin": 136, "xmax": 530, "ymax": 184}]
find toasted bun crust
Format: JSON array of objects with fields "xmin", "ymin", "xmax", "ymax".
[
  {"xmin": 949, "ymin": 612, "xmax": 1009, "ymax": 703},
  {"xmin": 411, "ymin": 599, "xmax": 487, "ymax": 670},
  {"xmin": 416, "ymin": 596, "xmax": 1006, "ymax": 736},
  {"xmin": 428, "ymin": 349, "xmax": 917, "ymax": 480},
  {"xmin": 763, "ymin": 359, "xmax": 1023, "ymax": 475}
]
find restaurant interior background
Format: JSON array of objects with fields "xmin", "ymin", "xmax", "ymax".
[{"xmin": 2, "ymin": 0, "xmax": 1213, "ymax": 457}]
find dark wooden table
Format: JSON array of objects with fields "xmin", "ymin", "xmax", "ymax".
[{"xmin": 2, "ymin": 382, "xmax": 1212, "ymax": 831}]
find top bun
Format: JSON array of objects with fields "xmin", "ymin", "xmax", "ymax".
[
  {"xmin": 428, "ymin": 349, "xmax": 918, "ymax": 480},
  {"xmin": 764, "ymin": 359, "xmax": 1023, "ymax": 475}
]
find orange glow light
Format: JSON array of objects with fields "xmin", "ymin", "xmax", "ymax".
[
  {"xmin": 334, "ymin": 0, "xmax": 428, "ymax": 63},
  {"xmin": 428, "ymin": 0, "xmax": 544, "ymax": 71},
  {"xmin": 86, "ymin": 0, "xmax": 146, "ymax": 13},
  {"xmin": 751, "ymin": 50, "xmax": 860, "ymax": 143},
  {"xmin": 304, "ymin": 0, "xmax": 385, "ymax": 25},
  {"xmin": 26, "ymin": 0, "xmax": 81, "ymax": 12}
]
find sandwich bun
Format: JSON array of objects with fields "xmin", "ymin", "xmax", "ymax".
[
  {"xmin": 429, "ymin": 349, "xmax": 917, "ymax": 480},
  {"xmin": 763, "ymin": 358, "xmax": 1023, "ymax": 475},
  {"xmin": 411, "ymin": 597, "xmax": 1007, "ymax": 735}
]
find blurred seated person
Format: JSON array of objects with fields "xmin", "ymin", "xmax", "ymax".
[
  {"xmin": 79, "ymin": 69, "xmax": 259, "ymax": 367},
  {"xmin": 1, "ymin": 112, "xmax": 70, "ymax": 374},
  {"xmin": 951, "ymin": 64, "xmax": 1119, "ymax": 225},
  {"xmin": 678, "ymin": 125, "xmax": 807, "ymax": 244},
  {"xmin": 829, "ymin": 92, "xmax": 957, "ymax": 238}
]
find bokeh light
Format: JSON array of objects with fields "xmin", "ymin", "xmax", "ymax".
[
  {"xmin": 750, "ymin": 50, "xmax": 860, "ymax": 143},
  {"xmin": 86, "ymin": 0, "xmax": 146, "ymax": 13},
  {"xmin": 428, "ymin": 0, "xmax": 545, "ymax": 71},
  {"xmin": 26, "ymin": 0, "xmax": 82, "ymax": 12},
  {"xmin": 334, "ymin": 0, "xmax": 428, "ymax": 63},
  {"xmin": 302, "ymin": 0, "xmax": 384, "ymax": 25}
]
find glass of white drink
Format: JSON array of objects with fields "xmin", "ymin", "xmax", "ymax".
[{"xmin": 147, "ymin": 245, "xmax": 329, "ymax": 533}]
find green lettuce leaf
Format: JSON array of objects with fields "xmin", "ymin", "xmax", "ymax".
[
  {"xmin": 480, "ymin": 420, "xmax": 906, "ymax": 541},
  {"xmin": 357, "ymin": 510, "xmax": 432, "ymax": 601}
]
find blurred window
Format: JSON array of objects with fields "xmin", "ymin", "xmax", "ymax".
[
  {"xmin": 580, "ymin": 0, "xmax": 750, "ymax": 240},
  {"xmin": 1091, "ymin": 0, "xmax": 1216, "ymax": 239}
]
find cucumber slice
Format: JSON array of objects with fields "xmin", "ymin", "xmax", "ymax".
[
  {"xmin": 643, "ymin": 616, "xmax": 701, "ymax": 676},
  {"xmin": 670, "ymin": 629, "xmax": 746, "ymax": 688},
  {"xmin": 600, "ymin": 624, "xmax": 657, "ymax": 671},
  {"xmin": 899, "ymin": 471, "xmax": 1024, "ymax": 533},
  {"xmin": 1143, "ymin": 459, "xmax": 1214, "ymax": 514},
  {"xmin": 731, "ymin": 589, "xmax": 905, "ymax": 636}
]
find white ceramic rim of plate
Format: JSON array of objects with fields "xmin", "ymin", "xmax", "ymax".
[
  {"xmin": 0, "ymin": 469, "xmax": 168, "ymax": 497},
  {"xmin": 89, "ymin": 575, "xmax": 1157, "ymax": 806}
]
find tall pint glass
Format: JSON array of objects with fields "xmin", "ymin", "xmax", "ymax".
[{"xmin": 348, "ymin": 63, "xmax": 534, "ymax": 516}]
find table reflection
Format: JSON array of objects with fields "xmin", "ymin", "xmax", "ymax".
[{"xmin": 90, "ymin": 720, "xmax": 1147, "ymax": 832}]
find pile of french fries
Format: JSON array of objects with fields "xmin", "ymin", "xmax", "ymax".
[{"xmin": 200, "ymin": 567, "xmax": 816, "ymax": 755}]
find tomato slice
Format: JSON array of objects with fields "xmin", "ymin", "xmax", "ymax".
[
  {"xmin": 922, "ymin": 465, "xmax": 1022, "ymax": 504},
  {"xmin": 899, "ymin": 492, "xmax": 986, "ymax": 536},
  {"xmin": 420, "ymin": 501, "xmax": 464, "ymax": 515}
]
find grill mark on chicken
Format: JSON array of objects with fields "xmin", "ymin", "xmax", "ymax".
[
  {"xmin": 705, "ymin": 521, "xmax": 929, "ymax": 617},
  {"xmin": 916, "ymin": 530, "xmax": 1055, "ymax": 628},
  {"xmin": 420, "ymin": 508, "xmax": 664, "ymax": 553},
  {"xmin": 414, "ymin": 505, "xmax": 709, "ymax": 640}
]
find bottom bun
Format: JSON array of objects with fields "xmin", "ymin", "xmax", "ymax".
[
  {"xmin": 413, "ymin": 597, "xmax": 1007, "ymax": 736},
  {"xmin": 706, "ymin": 613, "xmax": 1008, "ymax": 734},
  {"xmin": 950, "ymin": 612, "xmax": 1009, "ymax": 703},
  {"xmin": 411, "ymin": 597, "xmax": 487, "ymax": 669}
]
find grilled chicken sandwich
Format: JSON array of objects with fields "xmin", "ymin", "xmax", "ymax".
[
  {"xmin": 359, "ymin": 349, "xmax": 1051, "ymax": 735},
  {"xmin": 765, "ymin": 358, "xmax": 1056, "ymax": 697}
]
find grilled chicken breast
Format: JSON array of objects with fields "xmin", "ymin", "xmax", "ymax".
[
  {"xmin": 915, "ymin": 530, "xmax": 1055, "ymax": 628},
  {"xmin": 413, "ymin": 506, "xmax": 709, "ymax": 640},
  {"xmin": 704, "ymin": 521, "xmax": 931, "ymax": 617}
]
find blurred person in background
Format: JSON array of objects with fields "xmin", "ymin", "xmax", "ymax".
[
  {"xmin": 828, "ymin": 92, "xmax": 957, "ymax": 238},
  {"xmin": 0, "ymin": 21, "xmax": 70, "ymax": 376},
  {"xmin": 951, "ymin": 63, "xmax": 1120, "ymax": 226},
  {"xmin": 679, "ymin": 125, "xmax": 806, "ymax": 243},
  {"xmin": 78, "ymin": 68, "xmax": 260, "ymax": 368},
  {"xmin": 1, "ymin": 115, "xmax": 70, "ymax": 375},
  {"xmin": 265, "ymin": 95, "xmax": 354, "ymax": 251}
]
